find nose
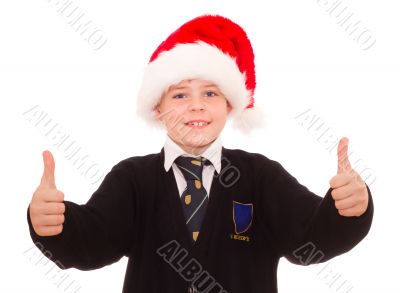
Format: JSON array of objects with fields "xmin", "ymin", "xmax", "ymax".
[{"xmin": 188, "ymin": 96, "xmax": 205, "ymax": 112}]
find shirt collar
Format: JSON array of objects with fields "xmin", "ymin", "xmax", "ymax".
[{"xmin": 163, "ymin": 135, "xmax": 222, "ymax": 174}]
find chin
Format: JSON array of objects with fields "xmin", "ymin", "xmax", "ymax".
[
  {"xmin": 182, "ymin": 133, "xmax": 212, "ymax": 147},
  {"xmin": 184, "ymin": 136, "xmax": 208, "ymax": 146}
]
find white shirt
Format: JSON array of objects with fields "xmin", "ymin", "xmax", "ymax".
[{"xmin": 163, "ymin": 135, "xmax": 222, "ymax": 198}]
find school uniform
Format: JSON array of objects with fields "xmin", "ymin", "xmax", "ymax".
[{"xmin": 27, "ymin": 135, "xmax": 374, "ymax": 293}]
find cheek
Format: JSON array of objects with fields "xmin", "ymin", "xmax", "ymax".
[
  {"xmin": 164, "ymin": 100, "xmax": 186, "ymax": 113},
  {"xmin": 163, "ymin": 109, "xmax": 188, "ymax": 130},
  {"xmin": 211, "ymin": 107, "xmax": 229, "ymax": 121},
  {"xmin": 158, "ymin": 101, "xmax": 184, "ymax": 119}
]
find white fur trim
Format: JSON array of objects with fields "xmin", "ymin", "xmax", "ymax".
[
  {"xmin": 136, "ymin": 41, "xmax": 262, "ymax": 133},
  {"xmin": 231, "ymin": 106, "xmax": 265, "ymax": 134}
]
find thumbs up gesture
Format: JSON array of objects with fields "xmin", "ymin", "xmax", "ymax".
[
  {"xmin": 329, "ymin": 137, "xmax": 369, "ymax": 217},
  {"xmin": 29, "ymin": 150, "xmax": 65, "ymax": 236}
]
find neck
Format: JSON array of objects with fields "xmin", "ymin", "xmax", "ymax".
[
  {"xmin": 169, "ymin": 135, "xmax": 215, "ymax": 156},
  {"xmin": 181, "ymin": 145, "xmax": 206, "ymax": 156}
]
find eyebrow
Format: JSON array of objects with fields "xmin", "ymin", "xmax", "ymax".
[
  {"xmin": 170, "ymin": 85, "xmax": 187, "ymax": 90},
  {"xmin": 169, "ymin": 84, "xmax": 218, "ymax": 91}
]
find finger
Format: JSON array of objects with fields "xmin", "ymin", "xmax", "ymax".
[
  {"xmin": 334, "ymin": 193, "xmax": 360, "ymax": 210},
  {"xmin": 35, "ymin": 189, "xmax": 64, "ymax": 203},
  {"xmin": 34, "ymin": 225, "xmax": 63, "ymax": 237},
  {"xmin": 331, "ymin": 183, "xmax": 358, "ymax": 201},
  {"xmin": 30, "ymin": 201, "xmax": 65, "ymax": 217},
  {"xmin": 337, "ymin": 205, "xmax": 366, "ymax": 217},
  {"xmin": 329, "ymin": 173, "xmax": 352, "ymax": 189},
  {"xmin": 41, "ymin": 202, "xmax": 65, "ymax": 215},
  {"xmin": 35, "ymin": 214, "xmax": 65, "ymax": 226},
  {"xmin": 337, "ymin": 137, "xmax": 352, "ymax": 174},
  {"xmin": 40, "ymin": 150, "xmax": 56, "ymax": 189}
]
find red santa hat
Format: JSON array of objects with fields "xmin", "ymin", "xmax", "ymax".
[{"xmin": 136, "ymin": 14, "xmax": 264, "ymax": 133}]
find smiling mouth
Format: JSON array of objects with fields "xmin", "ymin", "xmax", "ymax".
[{"xmin": 185, "ymin": 121, "xmax": 210, "ymax": 129}]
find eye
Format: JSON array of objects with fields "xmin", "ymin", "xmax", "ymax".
[
  {"xmin": 205, "ymin": 91, "xmax": 217, "ymax": 97},
  {"xmin": 173, "ymin": 93, "xmax": 186, "ymax": 99}
]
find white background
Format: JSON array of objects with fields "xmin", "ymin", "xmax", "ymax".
[{"xmin": 1, "ymin": 0, "xmax": 399, "ymax": 292}]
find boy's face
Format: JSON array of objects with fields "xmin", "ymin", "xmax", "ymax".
[{"xmin": 155, "ymin": 79, "xmax": 232, "ymax": 155}]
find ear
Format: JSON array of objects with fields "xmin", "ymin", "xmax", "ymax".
[
  {"xmin": 227, "ymin": 101, "xmax": 233, "ymax": 113},
  {"xmin": 153, "ymin": 102, "xmax": 161, "ymax": 120}
]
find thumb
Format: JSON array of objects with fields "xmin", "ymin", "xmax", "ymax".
[
  {"xmin": 337, "ymin": 137, "xmax": 352, "ymax": 174},
  {"xmin": 40, "ymin": 150, "xmax": 56, "ymax": 189}
]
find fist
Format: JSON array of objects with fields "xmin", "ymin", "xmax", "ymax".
[
  {"xmin": 29, "ymin": 150, "xmax": 65, "ymax": 236},
  {"xmin": 329, "ymin": 137, "xmax": 369, "ymax": 217}
]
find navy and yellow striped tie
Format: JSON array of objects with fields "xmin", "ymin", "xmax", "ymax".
[{"xmin": 175, "ymin": 156, "xmax": 211, "ymax": 242}]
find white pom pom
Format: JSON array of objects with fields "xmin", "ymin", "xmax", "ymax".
[{"xmin": 232, "ymin": 106, "xmax": 265, "ymax": 134}]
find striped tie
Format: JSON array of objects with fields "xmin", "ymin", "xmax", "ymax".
[{"xmin": 175, "ymin": 156, "xmax": 211, "ymax": 242}]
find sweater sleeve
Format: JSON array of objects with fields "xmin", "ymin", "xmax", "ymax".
[
  {"xmin": 258, "ymin": 159, "xmax": 374, "ymax": 265},
  {"xmin": 26, "ymin": 162, "xmax": 136, "ymax": 270}
]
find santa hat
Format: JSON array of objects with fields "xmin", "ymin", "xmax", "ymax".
[{"xmin": 136, "ymin": 14, "xmax": 264, "ymax": 133}]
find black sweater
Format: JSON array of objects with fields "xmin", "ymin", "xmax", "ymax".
[{"xmin": 27, "ymin": 147, "xmax": 374, "ymax": 293}]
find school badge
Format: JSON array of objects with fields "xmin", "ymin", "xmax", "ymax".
[{"xmin": 230, "ymin": 200, "xmax": 253, "ymax": 242}]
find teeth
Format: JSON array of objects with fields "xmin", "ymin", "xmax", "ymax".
[{"xmin": 188, "ymin": 122, "xmax": 208, "ymax": 126}]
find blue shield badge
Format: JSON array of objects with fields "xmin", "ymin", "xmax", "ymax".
[{"xmin": 233, "ymin": 201, "xmax": 253, "ymax": 234}]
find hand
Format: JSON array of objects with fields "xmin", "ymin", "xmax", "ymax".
[
  {"xmin": 329, "ymin": 137, "xmax": 369, "ymax": 217},
  {"xmin": 29, "ymin": 150, "xmax": 65, "ymax": 236}
]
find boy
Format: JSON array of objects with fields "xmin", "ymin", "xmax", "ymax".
[{"xmin": 27, "ymin": 15, "xmax": 373, "ymax": 293}]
